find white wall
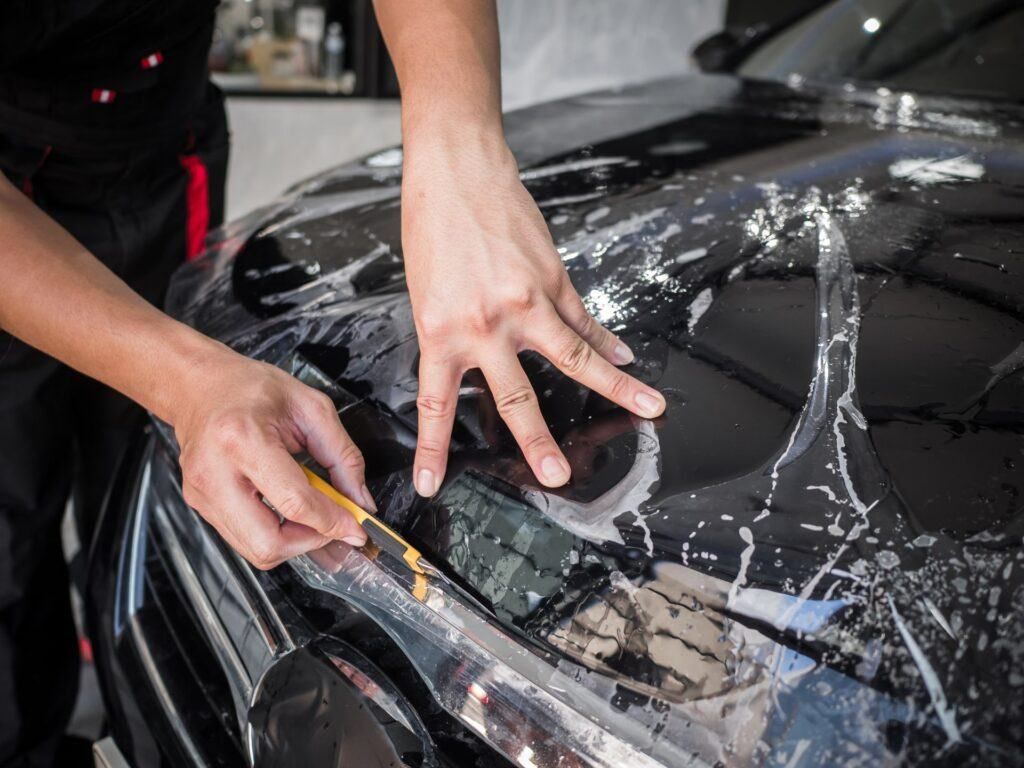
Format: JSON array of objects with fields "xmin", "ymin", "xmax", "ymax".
[
  {"xmin": 224, "ymin": 97, "xmax": 402, "ymax": 219},
  {"xmin": 224, "ymin": 1, "xmax": 725, "ymax": 219},
  {"xmin": 498, "ymin": 0, "xmax": 725, "ymax": 109}
]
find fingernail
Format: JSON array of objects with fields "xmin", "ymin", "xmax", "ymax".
[
  {"xmin": 342, "ymin": 534, "xmax": 367, "ymax": 547},
  {"xmin": 634, "ymin": 390, "xmax": 665, "ymax": 418},
  {"xmin": 416, "ymin": 468, "xmax": 438, "ymax": 497},
  {"xmin": 612, "ymin": 341, "xmax": 635, "ymax": 366},
  {"xmin": 360, "ymin": 484, "xmax": 378, "ymax": 512},
  {"xmin": 540, "ymin": 455, "xmax": 571, "ymax": 486}
]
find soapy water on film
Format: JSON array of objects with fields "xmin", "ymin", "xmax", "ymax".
[
  {"xmin": 526, "ymin": 178, "xmax": 1021, "ymax": 755},
  {"xmin": 165, "ymin": 143, "xmax": 1023, "ymax": 762}
]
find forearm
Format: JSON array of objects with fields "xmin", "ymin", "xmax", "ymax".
[
  {"xmin": 374, "ymin": 0, "xmax": 506, "ymax": 156},
  {"xmin": 0, "ymin": 174, "xmax": 229, "ymax": 424},
  {"xmin": 369, "ymin": 1, "xmax": 664, "ymax": 495}
]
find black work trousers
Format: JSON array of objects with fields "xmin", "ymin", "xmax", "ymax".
[{"xmin": 0, "ymin": 84, "xmax": 228, "ymax": 768}]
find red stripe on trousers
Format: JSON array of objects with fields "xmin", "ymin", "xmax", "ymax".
[{"xmin": 179, "ymin": 153, "xmax": 209, "ymax": 261}]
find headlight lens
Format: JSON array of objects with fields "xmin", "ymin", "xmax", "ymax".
[
  {"xmin": 296, "ymin": 543, "xmax": 674, "ymax": 768},
  {"xmin": 135, "ymin": 426, "xmax": 678, "ymax": 767}
]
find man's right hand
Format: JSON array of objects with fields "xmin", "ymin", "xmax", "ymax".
[
  {"xmin": 171, "ymin": 350, "xmax": 374, "ymax": 570},
  {"xmin": 1, "ymin": 166, "xmax": 373, "ymax": 573},
  {"xmin": 374, "ymin": 0, "xmax": 666, "ymax": 499}
]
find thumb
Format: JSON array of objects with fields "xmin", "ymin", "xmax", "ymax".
[{"xmin": 293, "ymin": 390, "xmax": 377, "ymax": 513}]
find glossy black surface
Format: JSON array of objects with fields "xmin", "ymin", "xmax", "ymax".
[
  {"xmin": 85, "ymin": 431, "xmax": 247, "ymax": 768},
  {"xmin": 85, "ymin": 425, "xmax": 503, "ymax": 768},
  {"xmin": 249, "ymin": 644, "xmax": 422, "ymax": 767},
  {"xmin": 168, "ymin": 74, "xmax": 1024, "ymax": 764},
  {"xmin": 736, "ymin": 0, "xmax": 1024, "ymax": 102}
]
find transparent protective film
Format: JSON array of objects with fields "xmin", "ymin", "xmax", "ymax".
[
  {"xmin": 165, "ymin": 74, "xmax": 1024, "ymax": 765},
  {"xmin": 293, "ymin": 545, "xmax": 679, "ymax": 768}
]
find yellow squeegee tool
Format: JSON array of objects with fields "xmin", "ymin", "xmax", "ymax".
[{"xmin": 301, "ymin": 466, "xmax": 438, "ymax": 579}]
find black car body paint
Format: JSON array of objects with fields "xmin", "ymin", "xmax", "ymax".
[{"xmin": 125, "ymin": 73, "xmax": 1022, "ymax": 765}]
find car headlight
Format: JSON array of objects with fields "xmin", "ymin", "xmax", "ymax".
[
  {"xmin": 123, "ymin": 427, "xmax": 680, "ymax": 767},
  {"xmin": 296, "ymin": 542, "xmax": 668, "ymax": 768}
]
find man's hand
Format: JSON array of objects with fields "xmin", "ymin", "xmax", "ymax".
[
  {"xmin": 0, "ymin": 173, "xmax": 374, "ymax": 571},
  {"xmin": 374, "ymin": 0, "xmax": 666, "ymax": 497},
  {"xmin": 401, "ymin": 138, "xmax": 666, "ymax": 496},
  {"xmin": 170, "ymin": 351, "xmax": 374, "ymax": 570}
]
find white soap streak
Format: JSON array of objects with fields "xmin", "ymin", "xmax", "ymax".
[
  {"xmin": 520, "ymin": 156, "xmax": 627, "ymax": 181},
  {"xmin": 565, "ymin": 207, "xmax": 668, "ymax": 268},
  {"xmin": 364, "ymin": 147, "xmax": 403, "ymax": 167},
  {"xmin": 889, "ymin": 155, "xmax": 984, "ymax": 185},
  {"xmin": 257, "ymin": 243, "xmax": 388, "ymax": 308},
  {"xmin": 784, "ymin": 738, "xmax": 811, "ymax": 768},
  {"xmin": 772, "ymin": 214, "xmax": 886, "ymax": 633},
  {"xmin": 757, "ymin": 204, "xmax": 861, "ymax": 520},
  {"xmin": 828, "ymin": 568, "xmax": 862, "ymax": 583},
  {"xmin": 526, "ymin": 421, "xmax": 661, "ymax": 549},
  {"xmin": 648, "ymin": 140, "xmax": 707, "ymax": 156},
  {"xmin": 675, "ymin": 247, "xmax": 708, "ymax": 265},
  {"xmin": 818, "ymin": 215, "xmax": 873, "ymax": 527},
  {"xmin": 257, "ymin": 186, "xmax": 400, "ymax": 237},
  {"xmin": 759, "ymin": 418, "xmax": 802, "ymax": 520},
  {"xmin": 888, "ymin": 596, "xmax": 961, "ymax": 745},
  {"xmin": 806, "ymin": 485, "xmax": 838, "ymax": 502},
  {"xmin": 634, "ymin": 510, "xmax": 655, "ymax": 556},
  {"xmin": 986, "ymin": 341, "xmax": 1024, "ymax": 392},
  {"xmin": 583, "ymin": 287, "xmax": 618, "ymax": 324},
  {"xmin": 653, "ymin": 222, "xmax": 682, "ymax": 242},
  {"xmin": 687, "ymin": 288, "xmax": 714, "ymax": 333},
  {"xmin": 726, "ymin": 526, "xmax": 755, "ymax": 610},
  {"xmin": 920, "ymin": 111, "xmax": 999, "ymax": 137},
  {"xmin": 537, "ymin": 191, "xmax": 606, "ymax": 208},
  {"xmin": 921, "ymin": 596, "xmax": 958, "ymax": 642}
]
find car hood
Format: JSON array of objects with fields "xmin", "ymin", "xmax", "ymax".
[{"xmin": 168, "ymin": 75, "xmax": 1024, "ymax": 764}]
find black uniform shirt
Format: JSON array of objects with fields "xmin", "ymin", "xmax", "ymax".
[{"xmin": 0, "ymin": 0, "xmax": 220, "ymax": 152}]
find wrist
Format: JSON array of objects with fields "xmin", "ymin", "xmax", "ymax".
[
  {"xmin": 402, "ymin": 113, "xmax": 514, "ymax": 174},
  {"xmin": 144, "ymin": 322, "xmax": 239, "ymax": 427}
]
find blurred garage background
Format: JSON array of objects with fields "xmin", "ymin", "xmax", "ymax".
[
  {"xmin": 212, "ymin": 0, "xmax": 824, "ymax": 218},
  {"xmin": 217, "ymin": 0, "xmax": 723, "ymax": 219}
]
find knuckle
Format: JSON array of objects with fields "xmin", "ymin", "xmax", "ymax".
[
  {"xmin": 574, "ymin": 311, "xmax": 595, "ymax": 339},
  {"xmin": 467, "ymin": 305, "xmax": 501, "ymax": 335},
  {"xmin": 573, "ymin": 311, "xmax": 602, "ymax": 344},
  {"xmin": 417, "ymin": 309, "xmax": 450, "ymax": 340},
  {"xmin": 416, "ymin": 440, "xmax": 446, "ymax": 460},
  {"xmin": 276, "ymin": 488, "xmax": 315, "ymax": 521},
  {"xmin": 249, "ymin": 554, "xmax": 281, "ymax": 571},
  {"xmin": 559, "ymin": 336, "xmax": 593, "ymax": 376},
  {"xmin": 339, "ymin": 441, "xmax": 365, "ymax": 472},
  {"xmin": 495, "ymin": 386, "xmax": 535, "ymax": 417},
  {"xmin": 212, "ymin": 415, "xmax": 250, "ymax": 453},
  {"xmin": 416, "ymin": 394, "xmax": 454, "ymax": 420},
  {"xmin": 324, "ymin": 516, "xmax": 357, "ymax": 540},
  {"xmin": 247, "ymin": 535, "xmax": 281, "ymax": 571},
  {"xmin": 521, "ymin": 432, "xmax": 552, "ymax": 455},
  {"xmin": 608, "ymin": 371, "xmax": 631, "ymax": 401},
  {"xmin": 501, "ymin": 285, "xmax": 537, "ymax": 314},
  {"xmin": 310, "ymin": 391, "xmax": 337, "ymax": 418}
]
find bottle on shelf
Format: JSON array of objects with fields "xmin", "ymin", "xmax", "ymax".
[{"xmin": 324, "ymin": 21, "xmax": 345, "ymax": 83}]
